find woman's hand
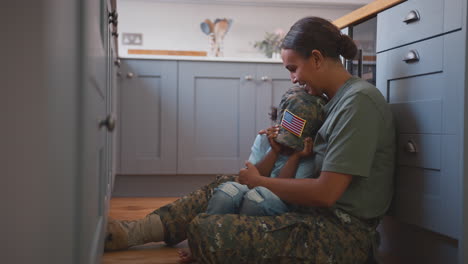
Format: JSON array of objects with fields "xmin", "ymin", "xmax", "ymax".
[
  {"xmin": 238, "ymin": 161, "xmax": 262, "ymax": 189},
  {"xmin": 259, "ymin": 125, "xmax": 282, "ymax": 153},
  {"xmin": 294, "ymin": 137, "xmax": 314, "ymax": 159}
]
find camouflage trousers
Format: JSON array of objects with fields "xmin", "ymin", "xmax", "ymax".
[{"xmin": 152, "ymin": 175, "xmax": 378, "ymax": 264}]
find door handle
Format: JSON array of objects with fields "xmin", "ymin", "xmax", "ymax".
[
  {"xmin": 402, "ymin": 50, "xmax": 420, "ymax": 63},
  {"xmin": 404, "ymin": 140, "xmax": 418, "ymax": 153},
  {"xmin": 99, "ymin": 114, "xmax": 116, "ymax": 132},
  {"xmin": 403, "ymin": 10, "xmax": 420, "ymax": 24}
]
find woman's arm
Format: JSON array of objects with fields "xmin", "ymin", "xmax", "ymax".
[{"xmin": 239, "ymin": 162, "xmax": 352, "ymax": 207}]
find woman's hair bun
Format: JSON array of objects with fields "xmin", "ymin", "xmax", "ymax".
[{"xmin": 338, "ymin": 34, "xmax": 357, "ymax": 60}]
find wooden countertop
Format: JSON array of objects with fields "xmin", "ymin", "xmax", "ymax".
[{"xmin": 333, "ymin": 0, "xmax": 406, "ymax": 29}]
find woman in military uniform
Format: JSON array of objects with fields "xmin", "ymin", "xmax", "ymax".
[{"xmin": 105, "ymin": 16, "xmax": 396, "ymax": 264}]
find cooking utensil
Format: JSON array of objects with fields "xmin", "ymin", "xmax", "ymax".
[
  {"xmin": 214, "ymin": 19, "xmax": 230, "ymax": 40},
  {"xmin": 200, "ymin": 19, "xmax": 214, "ymax": 35},
  {"xmin": 205, "ymin": 19, "xmax": 214, "ymax": 34},
  {"xmin": 200, "ymin": 22, "xmax": 210, "ymax": 35}
]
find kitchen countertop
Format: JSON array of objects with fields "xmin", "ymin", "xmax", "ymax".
[
  {"xmin": 333, "ymin": 0, "xmax": 406, "ymax": 28},
  {"xmin": 119, "ymin": 54, "xmax": 283, "ymax": 63}
]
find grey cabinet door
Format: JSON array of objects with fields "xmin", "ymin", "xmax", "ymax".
[
  {"xmin": 255, "ymin": 64, "xmax": 292, "ymax": 134},
  {"xmin": 376, "ymin": 31, "xmax": 464, "ymax": 240},
  {"xmin": 79, "ymin": 0, "xmax": 110, "ymax": 263},
  {"xmin": 178, "ymin": 61, "xmax": 257, "ymax": 174},
  {"xmin": 119, "ymin": 60, "xmax": 178, "ymax": 174}
]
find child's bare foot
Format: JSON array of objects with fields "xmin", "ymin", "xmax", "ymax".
[{"xmin": 178, "ymin": 249, "xmax": 195, "ymax": 263}]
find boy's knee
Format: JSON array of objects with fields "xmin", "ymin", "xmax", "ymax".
[
  {"xmin": 246, "ymin": 186, "xmax": 280, "ymax": 203},
  {"xmin": 241, "ymin": 187, "xmax": 287, "ymax": 216},
  {"xmin": 207, "ymin": 182, "xmax": 248, "ymax": 214},
  {"xmin": 245, "ymin": 187, "xmax": 267, "ymax": 203},
  {"xmin": 217, "ymin": 182, "xmax": 248, "ymax": 198}
]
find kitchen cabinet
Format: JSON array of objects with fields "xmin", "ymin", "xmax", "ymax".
[
  {"xmin": 108, "ymin": 1, "xmax": 120, "ymax": 193},
  {"xmin": 79, "ymin": 0, "xmax": 118, "ymax": 263},
  {"xmin": 118, "ymin": 59, "xmax": 291, "ymax": 175},
  {"xmin": 119, "ymin": 60, "xmax": 178, "ymax": 174},
  {"xmin": 3, "ymin": 0, "xmax": 118, "ymax": 263},
  {"xmin": 178, "ymin": 61, "xmax": 291, "ymax": 174},
  {"xmin": 375, "ymin": 0, "xmax": 466, "ymax": 262}
]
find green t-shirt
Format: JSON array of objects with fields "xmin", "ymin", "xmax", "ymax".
[{"xmin": 313, "ymin": 77, "xmax": 396, "ymax": 219}]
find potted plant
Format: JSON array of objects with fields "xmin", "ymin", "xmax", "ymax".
[{"xmin": 254, "ymin": 29, "xmax": 285, "ymax": 59}]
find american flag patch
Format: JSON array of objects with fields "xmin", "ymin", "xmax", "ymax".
[{"xmin": 280, "ymin": 109, "xmax": 306, "ymax": 137}]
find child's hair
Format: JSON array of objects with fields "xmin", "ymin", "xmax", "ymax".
[
  {"xmin": 281, "ymin": 16, "xmax": 357, "ymax": 60},
  {"xmin": 274, "ymin": 87, "xmax": 326, "ymax": 151}
]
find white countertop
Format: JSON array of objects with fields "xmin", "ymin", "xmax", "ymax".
[{"xmin": 119, "ymin": 54, "xmax": 284, "ymax": 63}]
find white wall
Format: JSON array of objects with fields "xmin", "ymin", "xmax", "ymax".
[{"xmin": 117, "ymin": 0, "xmax": 357, "ymax": 58}]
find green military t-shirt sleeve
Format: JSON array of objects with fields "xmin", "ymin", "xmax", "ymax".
[{"xmin": 322, "ymin": 94, "xmax": 381, "ymax": 177}]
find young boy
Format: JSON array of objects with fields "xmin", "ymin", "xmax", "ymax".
[{"xmin": 206, "ymin": 87, "xmax": 327, "ymax": 216}]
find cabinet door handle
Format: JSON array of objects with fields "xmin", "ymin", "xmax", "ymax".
[
  {"xmin": 108, "ymin": 11, "xmax": 118, "ymax": 26},
  {"xmin": 260, "ymin": 76, "xmax": 269, "ymax": 81},
  {"xmin": 404, "ymin": 140, "xmax": 418, "ymax": 153},
  {"xmin": 402, "ymin": 50, "xmax": 420, "ymax": 63},
  {"xmin": 403, "ymin": 10, "xmax": 420, "ymax": 24},
  {"xmin": 99, "ymin": 114, "xmax": 116, "ymax": 132},
  {"xmin": 244, "ymin": 75, "xmax": 253, "ymax": 81},
  {"xmin": 114, "ymin": 59, "xmax": 121, "ymax": 67},
  {"xmin": 127, "ymin": 72, "xmax": 134, "ymax": 79}
]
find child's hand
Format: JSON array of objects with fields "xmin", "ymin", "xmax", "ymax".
[
  {"xmin": 239, "ymin": 161, "xmax": 261, "ymax": 189},
  {"xmin": 295, "ymin": 137, "xmax": 314, "ymax": 158},
  {"xmin": 259, "ymin": 125, "xmax": 282, "ymax": 153}
]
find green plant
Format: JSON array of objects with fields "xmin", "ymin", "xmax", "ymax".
[{"xmin": 254, "ymin": 31, "xmax": 285, "ymax": 58}]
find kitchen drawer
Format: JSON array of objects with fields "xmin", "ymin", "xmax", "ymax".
[
  {"xmin": 381, "ymin": 36, "xmax": 443, "ymax": 80},
  {"xmin": 398, "ymin": 134, "xmax": 441, "ymax": 170},
  {"xmin": 393, "ymin": 166, "xmax": 445, "ymax": 235},
  {"xmin": 377, "ymin": 0, "xmax": 462, "ymax": 52},
  {"xmin": 396, "ymin": 166, "xmax": 440, "ymax": 196},
  {"xmin": 377, "ymin": 0, "xmax": 443, "ymax": 51},
  {"xmin": 392, "ymin": 134, "xmax": 460, "ymax": 239},
  {"xmin": 381, "ymin": 35, "xmax": 462, "ymax": 134},
  {"xmin": 391, "ymin": 99, "xmax": 442, "ymax": 134}
]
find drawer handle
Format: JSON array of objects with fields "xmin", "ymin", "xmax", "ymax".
[
  {"xmin": 245, "ymin": 75, "xmax": 253, "ymax": 81},
  {"xmin": 405, "ymin": 140, "xmax": 418, "ymax": 153},
  {"xmin": 403, "ymin": 50, "xmax": 420, "ymax": 63},
  {"xmin": 403, "ymin": 10, "xmax": 420, "ymax": 24}
]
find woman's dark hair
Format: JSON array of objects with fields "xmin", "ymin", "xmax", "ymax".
[{"xmin": 281, "ymin": 17, "xmax": 357, "ymax": 60}]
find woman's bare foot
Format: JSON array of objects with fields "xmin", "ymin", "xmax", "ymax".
[{"xmin": 178, "ymin": 249, "xmax": 195, "ymax": 264}]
